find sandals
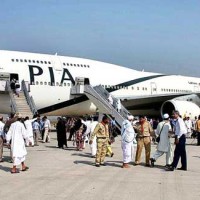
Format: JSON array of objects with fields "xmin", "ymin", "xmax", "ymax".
[
  {"xmin": 22, "ymin": 166, "xmax": 29, "ymax": 171},
  {"xmin": 11, "ymin": 170, "xmax": 20, "ymax": 174}
]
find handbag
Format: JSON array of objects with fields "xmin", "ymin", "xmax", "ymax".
[{"xmin": 156, "ymin": 122, "xmax": 167, "ymax": 143}]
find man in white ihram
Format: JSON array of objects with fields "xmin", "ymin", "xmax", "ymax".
[
  {"xmin": 150, "ymin": 114, "xmax": 173, "ymax": 167},
  {"xmin": 89, "ymin": 116, "xmax": 99, "ymax": 158},
  {"xmin": 121, "ymin": 115, "xmax": 136, "ymax": 168},
  {"xmin": 24, "ymin": 116, "xmax": 36, "ymax": 147},
  {"xmin": 6, "ymin": 114, "xmax": 31, "ymax": 174}
]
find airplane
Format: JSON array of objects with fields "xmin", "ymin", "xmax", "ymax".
[{"xmin": 0, "ymin": 50, "xmax": 200, "ymax": 119}]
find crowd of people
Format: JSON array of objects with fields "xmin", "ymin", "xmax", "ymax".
[
  {"xmin": 0, "ymin": 110, "xmax": 199, "ymax": 174},
  {"xmin": 0, "ymin": 113, "xmax": 51, "ymax": 173}
]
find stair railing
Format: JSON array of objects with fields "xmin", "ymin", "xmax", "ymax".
[
  {"xmin": 21, "ymin": 80, "xmax": 38, "ymax": 115},
  {"xmin": 94, "ymin": 85, "xmax": 130, "ymax": 119},
  {"xmin": 84, "ymin": 85, "xmax": 125, "ymax": 128}
]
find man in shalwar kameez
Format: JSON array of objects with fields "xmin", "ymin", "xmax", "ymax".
[
  {"xmin": 6, "ymin": 115, "xmax": 31, "ymax": 173},
  {"xmin": 121, "ymin": 115, "xmax": 136, "ymax": 168},
  {"xmin": 150, "ymin": 114, "xmax": 173, "ymax": 167},
  {"xmin": 24, "ymin": 116, "xmax": 36, "ymax": 147}
]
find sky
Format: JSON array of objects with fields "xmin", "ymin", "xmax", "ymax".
[{"xmin": 1, "ymin": 0, "xmax": 200, "ymax": 77}]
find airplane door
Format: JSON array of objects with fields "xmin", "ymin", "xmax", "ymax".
[
  {"xmin": 151, "ymin": 82, "xmax": 157, "ymax": 95},
  {"xmin": 0, "ymin": 73, "xmax": 10, "ymax": 91}
]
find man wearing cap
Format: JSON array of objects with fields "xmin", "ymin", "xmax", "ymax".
[
  {"xmin": 167, "ymin": 110, "xmax": 187, "ymax": 171},
  {"xmin": 134, "ymin": 115, "xmax": 154, "ymax": 166},
  {"xmin": 150, "ymin": 114, "xmax": 173, "ymax": 167},
  {"xmin": 121, "ymin": 115, "xmax": 136, "ymax": 168},
  {"xmin": 6, "ymin": 114, "xmax": 31, "ymax": 173}
]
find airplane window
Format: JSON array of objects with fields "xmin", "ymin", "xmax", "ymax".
[
  {"xmin": 24, "ymin": 59, "xmax": 27, "ymax": 62},
  {"xmin": 48, "ymin": 82, "xmax": 51, "ymax": 86},
  {"xmin": 48, "ymin": 61, "xmax": 51, "ymax": 64},
  {"xmin": 11, "ymin": 59, "xmax": 14, "ymax": 62},
  {"xmin": 137, "ymin": 87, "xmax": 139, "ymax": 90},
  {"xmin": 63, "ymin": 63, "xmax": 66, "ymax": 66},
  {"xmin": 20, "ymin": 59, "xmax": 23, "ymax": 62},
  {"xmin": 67, "ymin": 63, "xmax": 69, "ymax": 66},
  {"xmin": 131, "ymin": 87, "xmax": 134, "ymax": 90},
  {"xmin": 77, "ymin": 64, "xmax": 80, "ymax": 67},
  {"xmin": 44, "ymin": 61, "xmax": 47, "ymax": 64},
  {"xmin": 28, "ymin": 60, "xmax": 31, "ymax": 63},
  {"xmin": 37, "ymin": 60, "xmax": 39, "ymax": 63},
  {"xmin": 44, "ymin": 82, "xmax": 47, "ymax": 85},
  {"xmin": 142, "ymin": 87, "xmax": 145, "ymax": 90},
  {"xmin": 84, "ymin": 65, "xmax": 86, "ymax": 67},
  {"xmin": 63, "ymin": 83, "xmax": 66, "ymax": 86},
  {"xmin": 36, "ymin": 81, "xmax": 39, "ymax": 85},
  {"xmin": 32, "ymin": 60, "xmax": 35, "ymax": 63},
  {"xmin": 41, "ymin": 61, "xmax": 43, "ymax": 64},
  {"xmin": 87, "ymin": 65, "xmax": 90, "ymax": 68},
  {"xmin": 74, "ymin": 64, "xmax": 76, "ymax": 66},
  {"xmin": 16, "ymin": 59, "xmax": 19, "ymax": 62},
  {"xmin": 81, "ymin": 64, "xmax": 83, "ymax": 67},
  {"xmin": 40, "ymin": 82, "xmax": 43, "ymax": 85},
  {"xmin": 56, "ymin": 82, "xmax": 59, "ymax": 86},
  {"xmin": 70, "ymin": 64, "xmax": 72, "ymax": 66},
  {"xmin": 145, "ymin": 88, "xmax": 147, "ymax": 90}
]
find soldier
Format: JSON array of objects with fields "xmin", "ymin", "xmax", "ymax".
[{"xmin": 89, "ymin": 115, "xmax": 110, "ymax": 167}]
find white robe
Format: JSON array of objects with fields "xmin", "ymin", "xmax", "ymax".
[
  {"xmin": 24, "ymin": 118, "xmax": 36, "ymax": 146},
  {"xmin": 121, "ymin": 120, "xmax": 135, "ymax": 163},
  {"xmin": 6, "ymin": 121, "xmax": 29, "ymax": 166},
  {"xmin": 90, "ymin": 121, "xmax": 98, "ymax": 156},
  {"xmin": 156, "ymin": 121, "xmax": 172, "ymax": 152}
]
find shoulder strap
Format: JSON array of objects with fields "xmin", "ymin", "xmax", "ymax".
[{"xmin": 159, "ymin": 122, "xmax": 167, "ymax": 136}]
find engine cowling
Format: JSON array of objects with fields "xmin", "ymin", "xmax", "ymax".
[{"xmin": 161, "ymin": 100, "xmax": 200, "ymax": 119}]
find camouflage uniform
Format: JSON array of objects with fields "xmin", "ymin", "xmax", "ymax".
[{"xmin": 90, "ymin": 122, "xmax": 109, "ymax": 165}]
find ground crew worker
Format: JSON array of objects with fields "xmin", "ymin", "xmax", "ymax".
[
  {"xmin": 134, "ymin": 115, "xmax": 154, "ymax": 166},
  {"xmin": 89, "ymin": 115, "xmax": 110, "ymax": 167}
]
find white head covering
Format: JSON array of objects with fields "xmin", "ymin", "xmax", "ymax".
[
  {"xmin": 163, "ymin": 113, "xmax": 169, "ymax": 119},
  {"xmin": 127, "ymin": 115, "xmax": 134, "ymax": 120}
]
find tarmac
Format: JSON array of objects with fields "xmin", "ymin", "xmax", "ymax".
[{"xmin": 0, "ymin": 133, "xmax": 200, "ymax": 200}]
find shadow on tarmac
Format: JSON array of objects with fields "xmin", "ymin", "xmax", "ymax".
[
  {"xmin": 0, "ymin": 165, "xmax": 11, "ymax": 172},
  {"xmin": 71, "ymin": 152, "xmax": 92, "ymax": 158}
]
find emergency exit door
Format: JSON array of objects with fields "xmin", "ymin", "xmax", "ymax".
[{"xmin": 151, "ymin": 82, "xmax": 157, "ymax": 95}]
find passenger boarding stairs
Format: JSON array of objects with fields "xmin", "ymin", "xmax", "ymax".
[
  {"xmin": 71, "ymin": 77, "xmax": 130, "ymax": 128},
  {"xmin": 6, "ymin": 80, "xmax": 38, "ymax": 118}
]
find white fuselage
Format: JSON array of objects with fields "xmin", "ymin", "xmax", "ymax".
[{"xmin": 0, "ymin": 50, "xmax": 200, "ymax": 116}]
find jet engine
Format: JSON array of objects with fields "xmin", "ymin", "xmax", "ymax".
[{"xmin": 161, "ymin": 100, "xmax": 200, "ymax": 119}]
